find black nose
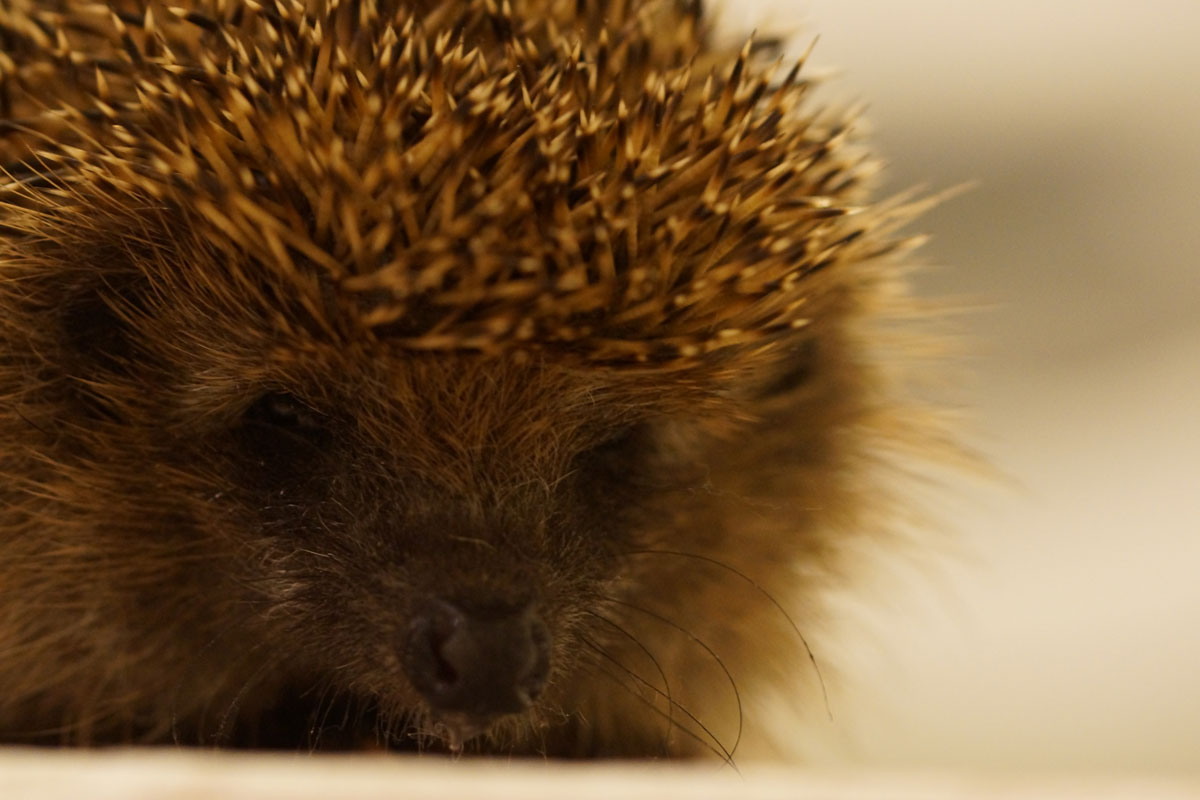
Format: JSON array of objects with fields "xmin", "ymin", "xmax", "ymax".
[{"xmin": 403, "ymin": 599, "xmax": 551, "ymax": 717}]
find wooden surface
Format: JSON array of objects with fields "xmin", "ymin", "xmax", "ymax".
[{"xmin": 1, "ymin": 749, "xmax": 1198, "ymax": 800}]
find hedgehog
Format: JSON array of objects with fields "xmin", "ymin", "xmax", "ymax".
[{"xmin": 0, "ymin": 0, "xmax": 937, "ymax": 759}]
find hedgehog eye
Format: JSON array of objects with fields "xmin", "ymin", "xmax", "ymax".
[
  {"xmin": 758, "ymin": 338, "xmax": 819, "ymax": 397},
  {"xmin": 242, "ymin": 392, "xmax": 327, "ymax": 436},
  {"xmin": 233, "ymin": 392, "xmax": 332, "ymax": 487},
  {"xmin": 61, "ymin": 280, "xmax": 148, "ymax": 372},
  {"xmin": 576, "ymin": 424, "xmax": 648, "ymax": 481},
  {"xmin": 590, "ymin": 425, "xmax": 641, "ymax": 458}
]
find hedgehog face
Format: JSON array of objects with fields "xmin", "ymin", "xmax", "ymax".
[
  {"xmin": 47, "ymin": 253, "xmax": 710, "ymax": 747},
  {"xmin": 211, "ymin": 357, "xmax": 676, "ymax": 747},
  {"xmin": 216, "ymin": 362, "xmax": 655, "ymax": 747}
]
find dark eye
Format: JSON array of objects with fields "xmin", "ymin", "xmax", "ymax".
[
  {"xmin": 243, "ymin": 391, "xmax": 327, "ymax": 435},
  {"xmin": 759, "ymin": 338, "xmax": 818, "ymax": 397},
  {"xmin": 576, "ymin": 424, "xmax": 650, "ymax": 483},
  {"xmin": 234, "ymin": 392, "xmax": 333, "ymax": 484}
]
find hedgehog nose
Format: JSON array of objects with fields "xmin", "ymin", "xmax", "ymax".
[{"xmin": 403, "ymin": 599, "xmax": 551, "ymax": 717}]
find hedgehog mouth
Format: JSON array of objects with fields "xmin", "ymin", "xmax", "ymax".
[
  {"xmin": 423, "ymin": 711, "xmax": 500, "ymax": 754},
  {"xmin": 214, "ymin": 685, "xmax": 511, "ymax": 753}
]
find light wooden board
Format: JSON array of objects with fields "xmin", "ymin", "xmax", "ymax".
[{"xmin": 2, "ymin": 750, "xmax": 1198, "ymax": 800}]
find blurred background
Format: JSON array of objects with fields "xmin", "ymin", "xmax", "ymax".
[{"xmin": 736, "ymin": 0, "xmax": 1200, "ymax": 776}]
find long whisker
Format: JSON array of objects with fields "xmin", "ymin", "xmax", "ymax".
[
  {"xmin": 627, "ymin": 548, "xmax": 831, "ymax": 718},
  {"xmin": 578, "ymin": 637, "xmax": 734, "ymax": 765},
  {"xmin": 601, "ymin": 595, "xmax": 744, "ymax": 760},
  {"xmin": 579, "ymin": 634, "xmax": 736, "ymax": 766},
  {"xmin": 583, "ymin": 609, "xmax": 675, "ymax": 754}
]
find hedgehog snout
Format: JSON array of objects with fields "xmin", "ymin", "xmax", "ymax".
[{"xmin": 402, "ymin": 598, "xmax": 552, "ymax": 724}]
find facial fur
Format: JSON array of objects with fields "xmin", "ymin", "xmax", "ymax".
[{"xmin": 0, "ymin": 0, "xmax": 930, "ymax": 758}]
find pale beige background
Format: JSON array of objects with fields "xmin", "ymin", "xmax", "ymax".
[{"xmin": 734, "ymin": 0, "xmax": 1200, "ymax": 776}]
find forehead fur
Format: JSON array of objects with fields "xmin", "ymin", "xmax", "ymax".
[{"xmin": 0, "ymin": 0, "xmax": 917, "ymax": 375}]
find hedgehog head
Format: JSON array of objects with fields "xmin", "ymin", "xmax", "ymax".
[{"xmin": 0, "ymin": 0, "xmax": 923, "ymax": 753}]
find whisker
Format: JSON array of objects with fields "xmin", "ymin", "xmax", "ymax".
[
  {"xmin": 627, "ymin": 548, "xmax": 831, "ymax": 718},
  {"xmin": 578, "ymin": 638, "xmax": 734, "ymax": 765},
  {"xmin": 378, "ymin": 704, "xmax": 410, "ymax": 752},
  {"xmin": 579, "ymin": 634, "xmax": 736, "ymax": 766},
  {"xmin": 600, "ymin": 595, "xmax": 744, "ymax": 760},
  {"xmin": 583, "ymin": 609, "xmax": 675, "ymax": 754}
]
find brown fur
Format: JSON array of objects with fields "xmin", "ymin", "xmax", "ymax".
[{"xmin": 0, "ymin": 0, "xmax": 933, "ymax": 758}]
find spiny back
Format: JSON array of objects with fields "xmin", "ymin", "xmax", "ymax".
[{"xmin": 1, "ymin": 0, "xmax": 918, "ymax": 373}]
